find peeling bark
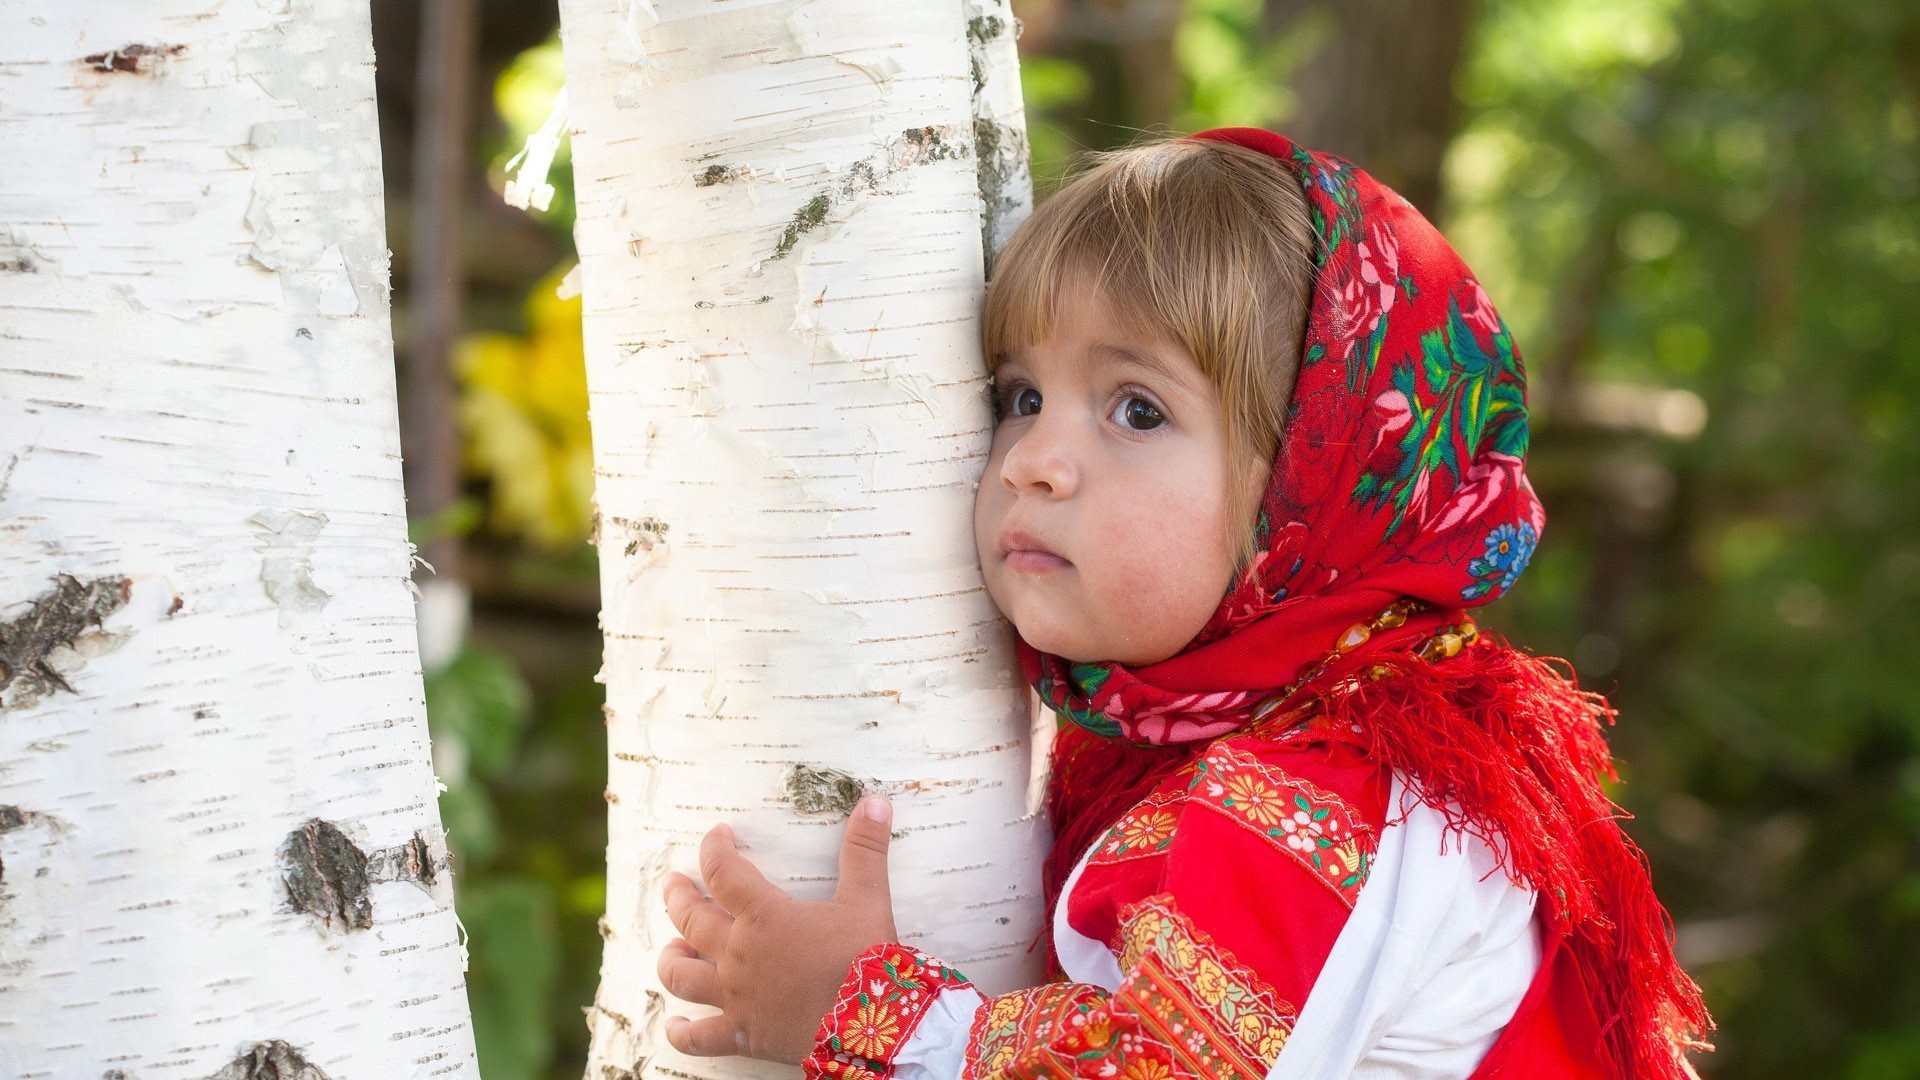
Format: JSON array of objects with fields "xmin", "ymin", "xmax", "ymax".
[
  {"xmin": 279, "ymin": 819, "xmax": 374, "ymax": 931},
  {"xmin": 280, "ymin": 821, "xmax": 451, "ymax": 931},
  {"xmin": 0, "ymin": 575, "xmax": 131, "ymax": 709}
]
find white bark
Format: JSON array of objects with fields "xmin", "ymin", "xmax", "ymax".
[
  {"xmin": 0, "ymin": 3, "xmax": 478, "ymax": 1077},
  {"xmin": 554, "ymin": 2, "xmax": 1044, "ymax": 1078}
]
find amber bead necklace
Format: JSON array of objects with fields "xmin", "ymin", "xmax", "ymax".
[{"xmin": 1248, "ymin": 598, "xmax": 1482, "ymax": 729}]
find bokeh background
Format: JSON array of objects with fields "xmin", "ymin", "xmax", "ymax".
[{"xmin": 368, "ymin": 1, "xmax": 1920, "ymax": 1075}]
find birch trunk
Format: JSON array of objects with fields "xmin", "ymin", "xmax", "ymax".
[
  {"xmin": 0, "ymin": 2, "xmax": 477, "ymax": 1076},
  {"xmin": 555, "ymin": 3, "xmax": 1044, "ymax": 1077}
]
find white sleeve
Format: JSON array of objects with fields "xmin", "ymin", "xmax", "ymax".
[
  {"xmin": 1268, "ymin": 776, "xmax": 1541, "ymax": 1080},
  {"xmin": 889, "ymin": 984, "xmax": 986, "ymax": 1080}
]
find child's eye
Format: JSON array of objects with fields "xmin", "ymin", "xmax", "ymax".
[
  {"xmin": 997, "ymin": 384, "xmax": 1042, "ymax": 418},
  {"xmin": 1111, "ymin": 396, "xmax": 1166, "ymax": 431}
]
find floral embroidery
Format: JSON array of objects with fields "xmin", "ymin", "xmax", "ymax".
[
  {"xmin": 960, "ymin": 899, "xmax": 1294, "ymax": 1080},
  {"xmin": 1088, "ymin": 791, "xmax": 1185, "ymax": 865},
  {"xmin": 1462, "ymin": 520, "xmax": 1538, "ymax": 602},
  {"xmin": 963, "ymin": 983, "xmax": 1116, "ymax": 1080},
  {"xmin": 1187, "ymin": 744, "xmax": 1375, "ymax": 907},
  {"xmin": 1221, "ymin": 772, "xmax": 1290, "ymax": 828},
  {"xmin": 841, "ymin": 1000, "xmax": 903, "ymax": 1059},
  {"xmin": 807, "ymin": 944, "xmax": 972, "ymax": 1080},
  {"xmin": 1112, "ymin": 896, "xmax": 1297, "ymax": 1078}
]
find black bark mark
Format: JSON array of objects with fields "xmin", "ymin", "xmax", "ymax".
[
  {"xmin": 0, "ymin": 805, "xmax": 33, "ymax": 834},
  {"xmin": 206, "ymin": 1039, "xmax": 332, "ymax": 1079},
  {"xmin": 610, "ymin": 515, "xmax": 669, "ymax": 557},
  {"xmin": 0, "ymin": 574, "xmax": 132, "ymax": 705},
  {"xmin": 0, "ymin": 804, "xmax": 40, "ymax": 886},
  {"xmin": 785, "ymin": 764, "xmax": 880, "ymax": 817},
  {"xmin": 82, "ymin": 43, "xmax": 187, "ymax": 75},
  {"xmin": 695, "ymin": 164, "xmax": 750, "ymax": 187},
  {"xmin": 279, "ymin": 819, "xmax": 372, "ymax": 931}
]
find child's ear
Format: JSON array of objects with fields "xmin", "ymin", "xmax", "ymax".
[{"xmin": 1240, "ymin": 455, "xmax": 1273, "ymax": 512}]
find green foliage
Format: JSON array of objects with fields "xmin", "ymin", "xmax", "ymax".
[
  {"xmin": 1173, "ymin": 0, "xmax": 1320, "ymax": 133},
  {"xmin": 1020, "ymin": 55, "xmax": 1094, "ymax": 188},
  {"xmin": 1447, "ymin": 0, "xmax": 1920, "ymax": 1072},
  {"xmin": 426, "ymin": 643, "xmax": 599, "ymax": 1080},
  {"xmin": 461, "ymin": 877, "xmax": 562, "ymax": 1080},
  {"xmin": 428, "ymin": 646, "xmax": 533, "ymax": 780}
]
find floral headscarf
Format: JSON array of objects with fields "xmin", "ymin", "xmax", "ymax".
[
  {"xmin": 1022, "ymin": 127, "xmax": 1545, "ymax": 745},
  {"xmin": 1026, "ymin": 129, "xmax": 1711, "ymax": 1080}
]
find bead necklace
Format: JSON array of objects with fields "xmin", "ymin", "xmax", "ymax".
[{"xmin": 1248, "ymin": 598, "xmax": 1481, "ymax": 729}]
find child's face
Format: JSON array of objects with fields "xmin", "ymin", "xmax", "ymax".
[{"xmin": 974, "ymin": 279, "xmax": 1267, "ymax": 666}]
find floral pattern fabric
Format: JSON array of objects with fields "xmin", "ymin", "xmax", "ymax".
[{"xmin": 809, "ymin": 946, "xmax": 975, "ymax": 1080}]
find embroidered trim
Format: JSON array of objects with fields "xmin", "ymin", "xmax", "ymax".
[
  {"xmin": 1186, "ymin": 743, "xmax": 1376, "ymax": 907},
  {"xmin": 959, "ymin": 898, "xmax": 1296, "ymax": 1080},
  {"xmin": 807, "ymin": 944, "xmax": 973, "ymax": 1080},
  {"xmin": 963, "ymin": 983, "xmax": 1115, "ymax": 1080},
  {"xmin": 1112, "ymin": 895, "xmax": 1296, "ymax": 1080},
  {"xmin": 1086, "ymin": 743, "xmax": 1376, "ymax": 906},
  {"xmin": 1087, "ymin": 791, "xmax": 1184, "ymax": 866}
]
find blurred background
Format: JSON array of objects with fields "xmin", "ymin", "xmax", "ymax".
[{"xmin": 368, "ymin": 0, "xmax": 1920, "ymax": 1075}]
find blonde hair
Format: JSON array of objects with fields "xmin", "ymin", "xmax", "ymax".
[{"xmin": 982, "ymin": 136, "xmax": 1317, "ymax": 485}]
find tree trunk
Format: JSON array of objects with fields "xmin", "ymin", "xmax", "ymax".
[
  {"xmin": 1263, "ymin": 0, "xmax": 1475, "ymax": 215},
  {"xmin": 404, "ymin": 0, "xmax": 482, "ymax": 674},
  {"xmin": 553, "ymin": 2, "xmax": 1046, "ymax": 1077},
  {"xmin": 0, "ymin": 3, "xmax": 477, "ymax": 1077}
]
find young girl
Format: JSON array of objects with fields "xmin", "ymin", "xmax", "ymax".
[{"xmin": 655, "ymin": 128, "xmax": 1712, "ymax": 1080}]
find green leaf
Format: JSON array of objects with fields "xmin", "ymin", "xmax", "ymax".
[
  {"xmin": 460, "ymin": 876, "xmax": 560, "ymax": 1080},
  {"xmin": 425, "ymin": 645, "xmax": 533, "ymax": 779}
]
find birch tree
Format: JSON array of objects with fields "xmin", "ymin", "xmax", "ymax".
[
  {"xmin": 0, "ymin": 2, "xmax": 477, "ymax": 1076},
  {"xmin": 552, "ymin": 3, "xmax": 1045, "ymax": 1077}
]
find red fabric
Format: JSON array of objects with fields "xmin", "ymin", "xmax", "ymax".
[
  {"xmin": 1022, "ymin": 128, "xmax": 1710, "ymax": 1079},
  {"xmin": 1061, "ymin": 727, "xmax": 1389, "ymax": 1006}
]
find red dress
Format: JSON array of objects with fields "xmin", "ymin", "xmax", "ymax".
[{"xmin": 804, "ymin": 721, "xmax": 1609, "ymax": 1080}]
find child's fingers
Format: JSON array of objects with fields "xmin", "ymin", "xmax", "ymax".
[
  {"xmin": 657, "ymin": 939, "xmax": 723, "ymax": 1007},
  {"xmin": 832, "ymin": 795, "xmax": 895, "ymax": 910},
  {"xmin": 662, "ymin": 870, "xmax": 735, "ymax": 954},
  {"xmin": 666, "ymin": 1014, "xmax": 747, "ymax": 1058},
  {"xmin": 699, "ymin": 822, "xmax": 780, "ymax": 914}
]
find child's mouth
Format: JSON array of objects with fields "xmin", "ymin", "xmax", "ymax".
[{"xmin": 1000, "ymin": 529, "xmax": 1071, "ymax": 572}]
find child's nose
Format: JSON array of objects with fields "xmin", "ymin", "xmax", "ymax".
[{"xmin": 999, "ymin": 415, "xmax": 1079, "ymax": 498}]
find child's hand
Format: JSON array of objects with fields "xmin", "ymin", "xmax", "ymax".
[{"xmin": 658, "ymin": 795, "xmax": 900, "ymax": 1064}]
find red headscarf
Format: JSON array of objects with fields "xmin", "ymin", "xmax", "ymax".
[{"xmin": 1023, "ymin": 128, "xmax": 1710, "ymax": 1078}]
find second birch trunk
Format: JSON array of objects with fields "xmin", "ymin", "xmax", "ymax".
[{"xmin": 555, "ymin": 2, "xmax": 1044, "ymax": 1078}]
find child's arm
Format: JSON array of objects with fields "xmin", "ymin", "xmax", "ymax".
[{"xmin": 658, "ymin": 796, "xmax": 901, "ymax": 1064}]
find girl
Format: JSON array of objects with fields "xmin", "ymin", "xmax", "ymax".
[{"xmin": 656, "ymin": 128, "xmax": 1712, "ymax": 1080}]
